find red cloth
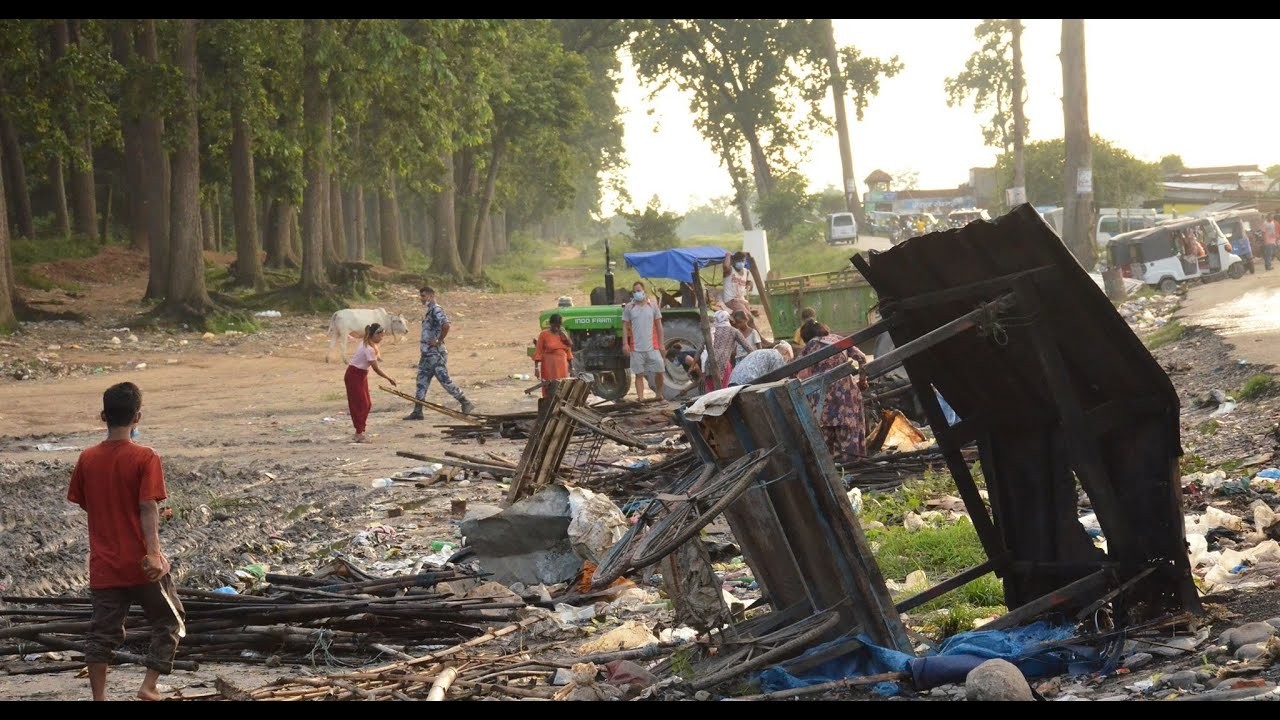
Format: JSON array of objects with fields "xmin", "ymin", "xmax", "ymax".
[
  {"xmin": 345, "ymin": 365, "xmax": 371, "ymax": 433},
  {"xmin": 67, "ymin": 440, "xmax": 167, "ymax": 590},
  {"xmin": 533, "ymin": 329, "xmax": 574, "ymax": 398}
]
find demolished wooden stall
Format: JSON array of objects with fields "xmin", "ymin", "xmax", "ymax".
[
  {"xmin": 852, "ymin": 203, "xmax": 1199, "ymax": 622},
  {"xmin": 505, "ymin": 378, "xmax": 651, "ymax": 504}
]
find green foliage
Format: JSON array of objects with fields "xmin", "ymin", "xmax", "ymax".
[
  {"xmin": 994, "ymin": 136, "xmax": 1161, "ymax": 208},
  {"xmin": 204, "ymin": 312, "xmax": 260, "ymax": 334},
  {"xmin": 1197, "ymin": 419, "xmax": 1220, "ymax": 437},
  {"xmin": 861, "ymin": 469, "xmax": 965, "ymax": 527},
  {"xmin": 869, "ymin": 517, "xmax": 988, "ymax": 581},
  {"xmin": 1181, "ymin": 453, "xmax": 1208, "ymax": 475},
  {"xmin": 1160, "ymin": 154, "xmax": 1186, "ymax": 175},
  {"xmin": 1144, "ymin": 320, "xmax": 1183, "ymax": 350},
  {"xmin": 1239, "ymin": 373, "xmax": 1278, "ymax": 401},
  {"xmin": 754, "ymin": 172, "xmax": 817, "ymax": 239},
  {"xmin": 621, "ymin": 198, "xmax": 683, "ymax": 251},
  {"xmin": 944, "ymin": 19, "xmax": 1022, "ymax": 151},
  {"xmin": 10, "ymin": 234, "xmax": 103, "ymax": 266}
]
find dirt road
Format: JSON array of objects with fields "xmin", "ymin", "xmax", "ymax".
[{"xmin": 1178, "ymin": 267, "xmax": 1280, "ymax": 366}]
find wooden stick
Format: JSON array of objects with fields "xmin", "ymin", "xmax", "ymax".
[
  {"xmin": 726, "ymin": 670, "xmax": 909, "ymax": 701},
  {"xmin": 361, "ymin": 616, "xmax": 540, "ymax": 674},
  {"xmin": 427, "ymin": 667, "xmax": 457, "ymax": 701},
  {"xmin": 371, "ymin": 643, "xmax": 416, "ymax": 661},
  {"xmin": 379, "ymin": 385, "xmax": 482, "ymax": 425},
  {"xmin": 31, "ymin": 633, "xmax": 199, "ymax": 672}
]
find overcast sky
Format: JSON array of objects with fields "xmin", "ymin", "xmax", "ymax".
[{"xmin": 610, "ymin": 19, "xmax": 1280, "ymax": 215}]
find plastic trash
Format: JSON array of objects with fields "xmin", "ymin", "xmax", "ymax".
[
  {"xmin": 254, "ymin": 310, "xmax": 282, "ymax": 318},
  {"xmin": 35, "ymin": 443, "xmax": 78, "ymax": 452},
  {"xmin": 847, "ymin": 487, "xmax": 863, "ymax": 515},
  {"xmin": 370, "ymin": 478, "xmax": 395, "ymax": 488},
  {"xmin": 1257, "ymin": 469, "xmax": 1280, "ymax": 480},
  {"xmin": 213, "ymin": 586, "xmax": 239, "ymax": 595},
  {"xmin": 509, "ymin": 373, "xmax": 531, "ymax": 381}
]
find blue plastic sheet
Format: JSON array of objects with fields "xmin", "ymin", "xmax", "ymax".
[
  {"xmin": 623, "ymin": 246, "xmax": 730, "ymax": 283},
  {"xmin": 757, "ymin": 621, "xmax": 1091, "ymax": 693}
]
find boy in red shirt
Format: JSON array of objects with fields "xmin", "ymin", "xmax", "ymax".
[{"xmin": 67, "ymin": 382, "xmax": 184, "ymax": 701}]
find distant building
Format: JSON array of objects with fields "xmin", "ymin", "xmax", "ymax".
[{"xmin": 1157, "ymin": 165, "xmax": 1280, "ymax": 214}]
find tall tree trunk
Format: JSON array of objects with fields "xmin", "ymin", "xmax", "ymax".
[
  {"xmin": 201, "ymin": 198, "xmax": 215, "ymax": 251},
  {"xmin": 139, "ymin": 20, "xmax": 169, "ymax": 300},
  {"xmin": 330, "ymin": 174, "xmax": 345, "ymax": 264},
  {"xmin": 455, "ymin": 149, "xmax": 477, "ymax": 272},
  {"xmin": 402, "ymin": 201, "xmax": 415, "ymax": 255},
  {"xmin": 1060, "ymin": 19, "xmax": 1095, "ymax": 269},
  {"xmin": 230, "ymin": 110, "xmax": 264, "ymax": 289},
  {"xmin": 214, "ymin": 187, "xmax": 223, "ymax": 251},
  {"xmin": 299, "ymin": 19, "xmax": 328, "ymax": 291},
  {"xmin": 368, "ymin": 189, "xmax": 381, "ymax": 261},
  {"xmin": 0, "ymin": 137, "xmax": 19, "ymax": 328},
  {"xmin": 743, "ymin": 128, "xmax": 774, "ymax": 201},
  {"xmin": 266, "ymin": 199, "xmax": 294, "ymax": 269},
  {"xmin": 1010, "ymin": 19, "xmax": 1028, "ymax": 206},
  {"xmin": 0, "ymin": 107, "xmax": 34, "ymax": 239},
  {"xmin": 821, "ymin": 19, "xmax": 863, "ymax": 224},
  {"xmin": 290, "ymin": 206, "xmax": 301, "ymax": 261},
  {"xmin": 466, "ymin": 139, "xmax": 503, "ymax": 277},
  {"xmin": 49, "ymin": 159, "xmax": 71, "ymax": 238},
  {"xmin": 352, "ymin": 184, "xmax": 365, "ymax": 261},
  {"xmin": 163, "ymin": 19, "xmax": 212, "ymax": 315},
  {"xmin": 379, "ymin": 178, "xmax": 404, "ymax": 269},
  {"xmin": 342, "ymin": 185, "xmax": 357, "ymax": 259},
  {"xmin": 431, "ymin": 151, "xmax": 465, "ymax": 279},
  {"xmin": 52, "ymin": 20, "xmax": 98, "ymax": 241}
]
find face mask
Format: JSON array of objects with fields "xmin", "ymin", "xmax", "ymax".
[
  {"xmin": 632, "ymin": 291, "xmax": 645, "ymax": 301},
  {"xmin": 130, "ymin": 427, "xmax": 140, "ymax": 440},
  {"xmin": 733, "ymin": 262, "xmax": 745, "ymax": 271}
]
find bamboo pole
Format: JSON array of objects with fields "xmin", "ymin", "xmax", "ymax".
[{"xmin": 427, "ymin": 667, "xmax": 457, "ymax": 701}]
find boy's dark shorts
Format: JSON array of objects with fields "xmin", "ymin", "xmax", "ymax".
[{"xmin": 86, "ymin": 575, "xmax": 185, "ymax": 674}]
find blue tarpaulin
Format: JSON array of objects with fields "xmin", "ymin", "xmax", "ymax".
[
  {"xmin": 757, "ymin": 621, "xmax": 1095, "ymax": 695},
  {"xmin": 623, "ymin": 246, "xmax": 730, "ymax": 283}
]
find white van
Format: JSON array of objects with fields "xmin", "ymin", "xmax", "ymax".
[
  {"xmin": 1096, "ymin": 208, "xmax": 1160, "ymax": 247},
  {"xmin": 826, "ymin": 212, "xmax": 858, "ymax": 245}
]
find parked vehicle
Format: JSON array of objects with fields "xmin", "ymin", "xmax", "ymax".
[
  {"xmin": 764, "ymin": 267, "xmax": 878, "ymax": 343},
  {"xmin": 826, "ymin": 212, "xmax": 859, "ymax": 245},
  {"xmin": 945, "ymin": 207, "xmax": 991, "ymax": 229},
  {"xmin": 1096, "ymin": 208, "xmax": 1168, "ymax": 247},
  {"xmin": 867, "ymin": 211, "xmax": 901, "ymax": 243},
  {"xmin": 1104, "ymin": 217, "xmax": 1244, "ymax": 293},
  {"xmin": 1213, "ymin": 209, "xmax": 1266, "ymax": 261},
  {"xmin": 535, "ymin": 244, "xmax": 730, "ymax": 401}
]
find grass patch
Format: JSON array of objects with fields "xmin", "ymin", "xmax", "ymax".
[
  {"xmin": 10, "ymin": 235, "xmax": 105, "ymax": 266},
  {"xmin": 205, "ymin": 312, "xmax": 260, "ymax": 334},
  {"xmin": 17, "ymin": 267, "xmax": 84, "ymax": 293},
  {"xmin": 484, "ymin": 249, "xmax": 548, "ymax": 294},
  {"xmin": 861, "ymin": 468, "xmax": 966, "ymax": 527},
  {"xmin": 915, "ymin": 603, "xmax": 1008, "ymax": 640},
  {"xmin": 1239, "ymin": 373, "xmax": 1278, "ymax": 401},
  {"xmin": 1181, "ymin": 453, "xmax": 1209, "ymax": 475},
  {"xmin": 1197, "ymin": 419, "xmax": 1220, "ymax": 436},
  {"xmin": 869, "ymin": 517, "xmax": 987, "ymax": 581},
  {"xmin": 1144, "ymin": 320, "xmax": 1184, "ymax": 350}
]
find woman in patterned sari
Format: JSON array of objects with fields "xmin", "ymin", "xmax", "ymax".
[
  {"xmin": 706, "ymin": 310, "xmax": 752, "ymax": 391},
  {"xmin": 796, "ymin": 321, "xmax": 869, "ymax": 461}
]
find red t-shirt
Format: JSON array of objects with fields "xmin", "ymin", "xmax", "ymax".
[{"xmin": 67, "ymin": 440, "xmax": 167, "ymax": 589}]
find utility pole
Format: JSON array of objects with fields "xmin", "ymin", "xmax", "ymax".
[
  {"xmin": 1060, "ymin": 19, "xmax": 1096, "ymax": 270},
  {"xmin": 1010, "ymin": 19, "xmax": 1027, "ymax": 209},
  {"xmin": 821, "ymin": 19, "xmax": 864, "ymax": 227}
]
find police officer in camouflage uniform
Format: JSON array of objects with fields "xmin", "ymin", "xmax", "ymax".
[{"xmin": 404, "ymin": 286, "xmax": 473, "ymax": 420}]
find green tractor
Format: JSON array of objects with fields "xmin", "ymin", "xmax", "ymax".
[{"xmin": 533, "ymin": 243, "xmax": 731, "ymax": 402}]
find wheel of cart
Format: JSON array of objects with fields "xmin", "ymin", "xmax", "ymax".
[
  {"xmin": 589, "ymin": 462, "xmax": 714, "ymax": 590},
  {"xmin": 628, "ymin": 447, "xmax": 778, "ymax": 568}
]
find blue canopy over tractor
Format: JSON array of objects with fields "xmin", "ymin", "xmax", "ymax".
[{"xmin": 623, "ymin": 246, "xmax": 730, "ymax": 283}]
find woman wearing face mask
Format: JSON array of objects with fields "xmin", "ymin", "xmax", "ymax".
[
  {"xmin": 721, "ymin": 251, "xmax": 756, "ymax": 329},
  {"xmin": 706, "ymin": 309, "xmax": 752, "ymax": 391},
  {"xmin": 533, "ymin": 314, "xmax": 574, "ymax": 399}
]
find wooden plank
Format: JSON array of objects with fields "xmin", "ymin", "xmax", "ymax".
[
  {"xmin": 862, "ymin": 292, "xmax": 1016, "ymax": 380},
  {"xmin": 557, "ymin": 404, "xmax": 650, "ymax": 449},
  {"xmin": 1013, "ymin": 278, "xmax": 1137, "ymax": 561},
  {"xmin": 981, "ymin": 568, "xmax": 1111, "ymax": 631},
  {"xmin": 894, "ymin": 554, "xmax": 1008, "ymax": 613},
  {"xmin": 745, "ymin": 251, "xmax": 776, "ymax": 333},
  {"xmin": 775, "ymin": 381, "xmax": 912, "ymax": 652},
  {"xmin": 881, "ymin": 265, "xmax": 1054, "ymax": 312},
  {"xmin": 378, "ymin": 385, "xmax": 481, "ymax": 425},
  {"xmin": 395, "ymin": 451, "xmax": 513, "ymax": 478}
]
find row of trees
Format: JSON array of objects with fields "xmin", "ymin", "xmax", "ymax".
[{"xmin": 0, "ymin": 19, "xmax": 631, "ymax": 326}]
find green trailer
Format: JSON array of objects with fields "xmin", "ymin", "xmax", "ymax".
[{"xmin": 766, "ymin": 267, "xmax": 879, "ymax": 343}]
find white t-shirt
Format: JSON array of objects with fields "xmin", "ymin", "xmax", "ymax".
[
  {"xmin": 722, "ymin": 269, "xmax": 752, "ymax": 303},
  {"xmin": 735, "ymin": 329, "xmax": 762, "ymax": 361},
  {"xmin": 349, "ymin": 342, "xmax": 378, "ymax": 370}
]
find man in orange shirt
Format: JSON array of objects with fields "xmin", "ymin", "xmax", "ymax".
[{"xmin": 68, "ymin": 382, "xmax": 184, "ymax": 701}]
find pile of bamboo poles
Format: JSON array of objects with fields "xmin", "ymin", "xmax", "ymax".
[{"xmin": 0, "ymin": 567, "xmax": 524, "ymax": 673}]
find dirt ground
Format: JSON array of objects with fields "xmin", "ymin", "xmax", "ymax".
[
  {"xmin": 0, "ymin": 247, "xmax": 597, "ymax": 700},
  {"xmin": 1178, "ymin": 265, "xmax": 1280, "ymax": 367}
]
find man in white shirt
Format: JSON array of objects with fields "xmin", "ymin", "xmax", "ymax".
[
  {"xmin": 722, "ymin": 251, "xmax": 755, "ymax": 328},
  {"xmin": 622, "ymin": 281, "xmax": 665, "ymax": 401}
]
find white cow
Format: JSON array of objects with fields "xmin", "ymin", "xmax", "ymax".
[{"xmin": 326, "ymin": 308, "xmax": 410, "ymax": 363}]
